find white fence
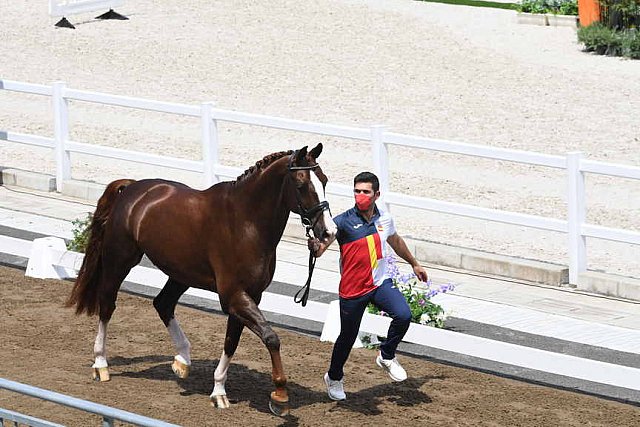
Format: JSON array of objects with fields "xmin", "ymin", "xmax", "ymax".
[
  {"xmin": 49, "ymin": 0, "xmax": 124, "ymax": 17},
  {"xmin": 1, "ymin": 79, "xmax": 640, "ymax": 285}
]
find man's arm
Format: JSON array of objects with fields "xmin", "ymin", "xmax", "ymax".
[
  {"xmin": 387, "ymin": 233, "xmax": 428, "ymax": 282},
  {"xmin": 307, "ymin": 235, "xmax": 336, "ymax": 257}
]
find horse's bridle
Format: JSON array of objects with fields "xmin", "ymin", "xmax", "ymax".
[
  {"xmin": 287, "ymin": 151, "xmax": 331, "ymax": 307},
  {"xmin": 287, "ymin": 152, "xmax": 331, "ymax": 238}
]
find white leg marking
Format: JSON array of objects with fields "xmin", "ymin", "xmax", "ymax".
[
  {"xmin": 167, "ymin": 318, "xmax": 191, "ymax": 365},
  {"xmin": 93, "ymin": 320, "xmax": 108, "ymax": 369},
  {"xmin": 211, "ymin": 351, "xmax": 231, "ymax": 397},
  {"xmin": 310, "ymin": 172, "xmax": 337, "ymax": 236},
  {"xmin": 210, "ymin": 351, "xmax": 232, "ymax": 408}
]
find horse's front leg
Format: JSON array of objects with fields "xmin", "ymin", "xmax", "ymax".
[
  {"xmin": 223, "ymin": 291, "xmax": 289, "ymax": 415},
  {"xmin": 210, "ymin": 314, "xmax": 244, "ymax": 409}
]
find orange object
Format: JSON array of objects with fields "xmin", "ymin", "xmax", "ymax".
[{"xmin": 578, "ymin": 0, "xmax": 601, "ymax": 26}]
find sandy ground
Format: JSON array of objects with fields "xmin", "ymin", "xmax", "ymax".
[
  {"xmin": 0, "ymin": 1, "xmax": 639, "ymax": 277},
  {"xmin": 1, "ymin": 266, "xmax": 639, "ymax": 426}
]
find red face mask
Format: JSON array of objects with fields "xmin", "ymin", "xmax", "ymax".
[{"xmin": 355, "ymin": 193, "xmax": 374, "ymax": 211}]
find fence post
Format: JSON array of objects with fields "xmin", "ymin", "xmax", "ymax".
[
  {"xmin": 201, "ymin": 102, "xmax": 218, "ymax": 187},
  {"xmin": 52, "ymin": 82, "xmax": 71, "ymax": 192},
  {"xmin": 370, "ymin": 125, "xmax": 390, "ymax": 212},
  {"xmin": 567, "ymin": 152, "xmax": 586, "ymax": 285}
]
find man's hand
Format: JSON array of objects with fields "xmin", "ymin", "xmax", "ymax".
[
  {"xmin": 308, "ymin": 237, "xmax": 321, "ymax": 254},
  {"xmin": 307, "ymin": 234, "xmax": 335, "ymax": 257},
  {"xmin": 413, "ymin": 264, "xmax": 428, "ymax": 283}
]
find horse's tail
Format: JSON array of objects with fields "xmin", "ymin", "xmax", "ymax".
[{"xmin": 66, "ymin": 179, "xmax": 136, "ymax": 316}]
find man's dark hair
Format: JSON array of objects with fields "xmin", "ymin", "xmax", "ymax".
[{"xmin": 354, "ymin": 171, "xmax": 379, "ymax": 192}]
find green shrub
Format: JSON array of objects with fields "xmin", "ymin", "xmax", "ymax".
[
  {"xmin": 599, "ymin": 0, "xmax": 640, "ymax": 30},
  {"xmin": 519, "ymin": 0, "xmax": 547, "ymax": 13},
  {"xmin": 559, "ymin": 0, "xmax": 579, "ymax": 14},
  {"xmin": 621, "ymin": 29, "xmax": 640, "ymax": 58},
  {"xmin": 67, "ymin": 213, "xmax": 92, "ymax": 253},
  {"xmin": 578, "ymin": 23, "xmax": 640, "ymax": 58},
  {"xmin": 578, "ymin": 22, "xmax": 616, "ymax": 53},
  {"xmin": 518, "ymin": 0, "xmax": 578, "ymax": 15}
]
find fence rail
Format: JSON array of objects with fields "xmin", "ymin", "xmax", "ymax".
[
  {"xmin": 2, "ymin": 79, "xmax": 640, "ymax": 284},
  {"xmin": 0, "ymin": 378, "xmax": 179, "ymax": 427}
]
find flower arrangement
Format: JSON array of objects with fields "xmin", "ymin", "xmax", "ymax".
[{"xmin": 367, "ymin": 253, "xmax": 455, "ymax": 328}]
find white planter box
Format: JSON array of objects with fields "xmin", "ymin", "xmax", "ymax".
[
  {"xmin": 517, "ymin": 13, "xmax": 578, "ymax": 27},
  {"xmin": 547, "ymin": 14, "xmax": 579, "ymax": 27},
  {"xmin": 517, "ymin": 12, "xmax": 548, "ymax": 26}
]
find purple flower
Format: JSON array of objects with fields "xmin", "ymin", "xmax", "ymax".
[
  {"xmin": 439, "ymin": 283, "xmax": 456, "ymax": 293},
  {"xmin": 385, "ymin": 254, "xmax": 401, "ymax": 279},
  {"xmin": 399, "ymin": 273, "xmax": 414, "ymax": 283}
]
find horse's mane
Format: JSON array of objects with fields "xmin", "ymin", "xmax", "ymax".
[{"xmin": 235, "ymin": 150, "xmax": 294, "ymax": 182}]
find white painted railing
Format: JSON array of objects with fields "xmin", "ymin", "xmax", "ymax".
[{"xmin": 2, "ymin": 79, "xmax": 640, "ymax": 284}]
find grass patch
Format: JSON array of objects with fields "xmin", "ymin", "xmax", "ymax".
[{"xmin": 417, "ymin": 0, "xmax": 519, "ymax": 10}]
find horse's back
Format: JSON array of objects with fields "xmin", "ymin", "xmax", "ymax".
[{"xmin": 107, "ymin": 178, "xmax": 235, "ymax": 289}]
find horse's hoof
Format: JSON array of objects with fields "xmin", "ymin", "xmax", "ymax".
[
  {"xmin": 92, "ymin": 367, "xmax": 110, "ymax": 382},
  {"xmin": 268, "ymin": 398, "xmax": 290, "ymax": 417},
  {"xmin": 171, "ymin": 358, "xmax": 190, "ymax": 379},
  {"xmin": 210, "ymin": 394, "xmax": 230, "ymax": 409}
]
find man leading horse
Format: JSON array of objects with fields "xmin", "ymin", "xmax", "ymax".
[{"xmin": 309, "ymin": 171, "xmax": 429, "ymax": 401}]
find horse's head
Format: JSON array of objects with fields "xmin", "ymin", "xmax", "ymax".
[{"xmin": 287, "ymin": 144, "xmax": 337, "ymax": 243}]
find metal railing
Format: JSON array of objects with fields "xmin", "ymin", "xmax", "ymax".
[
  {"xmin": 2, "ymin": 79, "xmax": 640, "ymax": 284},
  {"xmin": 0, "ymin": 378, "xmax": 180, "ymax": 427}
]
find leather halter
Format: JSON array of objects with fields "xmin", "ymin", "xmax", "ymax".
[
  {"xmin": 287, "ymin": 151, "xmax": 330, "ymax": 238},
  {"xmin": 287, "ymin": 151, "xmax": 331, "ymax": 306}
]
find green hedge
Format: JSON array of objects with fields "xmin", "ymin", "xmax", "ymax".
[
  {"xmin": 518, "ymin": 0, "xmax": 578, "ymax": 15},
  {"xmin": 577, "ymin": 23, "xmax": 640, "ymax": 59}
]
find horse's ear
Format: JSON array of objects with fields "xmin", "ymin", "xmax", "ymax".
[
  {"xmin": 295, "ymin": 146, "xmax": 308, "ymax": 165},
  {"xmin": 309, "ymin": 143, "xmax": 323, "ymax": 160}
]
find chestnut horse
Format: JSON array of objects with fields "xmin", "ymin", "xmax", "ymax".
[{"xmin": 66, "ymin": 144, "xmax": 336, "ymax": 415}]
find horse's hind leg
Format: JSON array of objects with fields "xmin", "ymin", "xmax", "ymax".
[
  {"xmin": 223, "ymin": 291, "xmax": 289, "ymax": 415},
  {"xmin": 92, "ymin": 247, "xmax": 142, "ymax": 381},
  {"xmin": 153, "ymin": 278, "xmax": 191, "ymax": 379},
  {"xmin": 210, "ymin": 314, "xmax": 244, "ymax": 409}
]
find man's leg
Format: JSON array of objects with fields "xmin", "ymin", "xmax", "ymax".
[
  {"xmin": 327, "ymin": 293, "xmax": 370, "ymax": 381},
  {"xmin": 371, "ymin": 278, "xmax": 412, "ymax": 360}
]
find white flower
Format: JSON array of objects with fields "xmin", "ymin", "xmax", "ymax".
[{"xmin": 419, "ymin": 313, "xmax": 431, "ymax": 325}]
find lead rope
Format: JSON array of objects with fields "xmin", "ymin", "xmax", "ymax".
[
  {"xmin": 294, "ymin": 224, "xmax": 316, "ymax": 307},
  {"xmin": 294, "ymin": 250, "xmax": 316, "ymax": 307}
]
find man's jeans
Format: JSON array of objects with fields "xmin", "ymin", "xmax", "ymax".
[{"xmin": 328, "ymin": 278, "xmax": 411, "ymax": 381}]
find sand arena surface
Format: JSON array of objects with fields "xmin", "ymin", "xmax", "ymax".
[
  {"xmin": 1, "ymin": 266, "xmax": 639, "ymax": 426},
  {"xmin": 1, "ymin": 0, "xmax": 639, "ymax": 276}
]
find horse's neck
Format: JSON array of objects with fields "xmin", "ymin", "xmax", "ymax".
[{"xmin": 233, "ymin": 164, "xmax": 290, "ymax": 247}]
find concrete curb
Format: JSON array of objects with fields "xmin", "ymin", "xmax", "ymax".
[
  {"xmin": 1, "ymin": 168, "xmax": 56, "ymax": 192},
  {"xmin": 2, "ymin": 169, "xmax": 638, "ymax": 301},
  {"xmin": 578, "ymin": 272, "xmax": 640, "ymax": 301}
]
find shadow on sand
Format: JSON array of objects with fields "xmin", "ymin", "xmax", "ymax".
[{"xmin": 111, "ymin": 356, "xmax": 442, "ymax": 423}]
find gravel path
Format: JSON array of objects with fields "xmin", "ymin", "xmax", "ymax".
[{"xmin": 1, "ymin": 0, "xmax": 639, "ymax": 277}]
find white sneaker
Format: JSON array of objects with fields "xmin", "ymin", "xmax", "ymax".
[
  {"xmin": 324, "ymin": 373, "xmax": 346, "ymax": 401},
  {"xmin": 376, "ymin": 352, "xmax": 407, "ymax": 382}
]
